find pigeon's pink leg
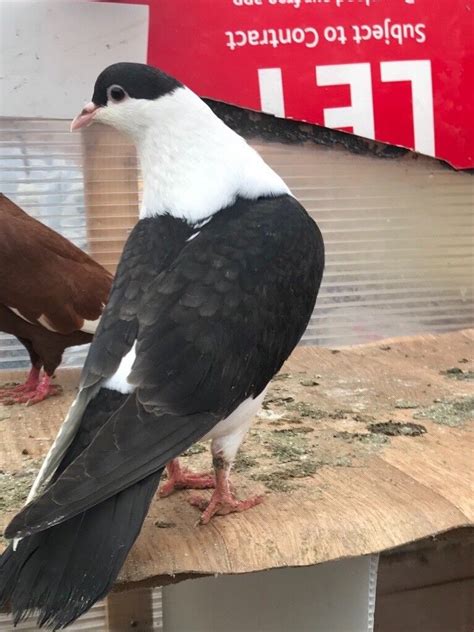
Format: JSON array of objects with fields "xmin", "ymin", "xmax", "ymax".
[
  {"xmin": 0, "ymin": 373, "xmax": 62, "ymax": 406},
  {"xmin": 0, "ymin": 366, "xmax": 41, "ymax": 400},
  {"xmin": 159, "ymin": 458, "xmax": 215, "ymax": 497},
  {"xmin": 189, "ymin": 456, "xmax": 264, "ymax": 524}
]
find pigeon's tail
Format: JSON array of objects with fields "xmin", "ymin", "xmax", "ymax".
[
  {"xmin": 0, "ymin": 468, "xmax": 162, "ymax": 630},
  {"xmin": 0, "ymin": 383, "xmax": 217, "ymax": 629},
  {"xmin": 0, "ymin": 388, "xmax": 163, "ymax": 629}
]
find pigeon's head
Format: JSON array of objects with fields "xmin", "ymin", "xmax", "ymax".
[{"xmin": 70, "ymin": 62, "xmax": 183, "ymax": 137}]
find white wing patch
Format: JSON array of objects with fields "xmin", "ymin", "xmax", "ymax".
[{"xmin": 103, "ymin": 344, "xmax": 136, "ymax": 394}]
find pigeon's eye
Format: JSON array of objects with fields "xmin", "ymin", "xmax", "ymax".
[{"xmin": 108, "ymin": 85, "xmax": 126, "ymax": 103}]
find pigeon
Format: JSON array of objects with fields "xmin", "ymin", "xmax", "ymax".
[
  {"xmin": 0, "ymin": 194, "xmax": 112, "ymax": 405},
  {"xmin": 0, "ymin": 62, "xmax": 325, "ymax": 628}
]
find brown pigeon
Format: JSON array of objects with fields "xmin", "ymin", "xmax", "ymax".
[{"xmin": 0, "ymin": 194, "xmax": 112, "ymax": 404}]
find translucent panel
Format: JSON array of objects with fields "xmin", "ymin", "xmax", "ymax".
[{"xmin": 0, "ymin": 118, "xmax": 472, "ymax": 372}]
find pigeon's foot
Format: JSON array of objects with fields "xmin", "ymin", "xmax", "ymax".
[
  {"xmin": 190, "ymin": 454, "xmax": 263, "ymax": 524},
  {"xmin": 190, "ymin": 489, "xmax": 264, "ymax": 525},
  {"xmin": 0, "ymin": 374, "xmax": 62, "ymax": 406},
  {"xmin": 0, "ymin": 366, "xmax": 41, "ymax": 401},
  {"xmin": 159, "ymin": 458, "xmax": 215, "ymax": 498}
]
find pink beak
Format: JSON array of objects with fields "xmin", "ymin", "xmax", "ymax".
[{"xmin": 70, "ymin": 102, "xmax": 101, "ymax": 132}]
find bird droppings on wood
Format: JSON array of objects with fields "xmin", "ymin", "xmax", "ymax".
[
  {"xmin": 252, "ymin": 476, "xmax": 295, "ymax": 492},
  {"xmin": 328, "ymin": 409, "xmax": 353, "ymax": 420},
  {"xmin": 272, "ymin": 426, "xmax": 314, "ymax": 435},
  {"xmin": 233, "ymin": 454, "xmax": 259, "ymax": 472},
  {"xmin": 352, "ymin": 413, "xmax": 376, "ymax": 423},
  {"xmin": 262, "ymin": 394, "xmax": 295, "ymax": 408},
  {"xmin": 300, "ymin": 379, "xmax": 320, "ymax": 387},
  {"xmin": 394, "ymin": 400, "xmax": 420, "ymax": 409},
  {"xmin": 268, "ymin": 419, "xmax": 287, "ymax": 427},
  {"xmin": 334, "ymin": 431, "xmax": 389, "ymax": 445},
  {"xmin": 267, "ymin": 434, "xmax": 310, "ymax": 463},
  {"xmin": 440, "ymin": 367, "xmax": 474, "ymax": 381},
  {"xmin": 271, "ymin": 372, "xmax": 291, "ymax": 382},
  {"xmin": 182, "ymin": 444, "xmax": 207, "ymax": 456},
  {"xmin": 286, "ymin": 401, "xmax": 327, "ymax": 419},
  {"xmin": 413, "ymin": 396, "xmax": 474, "ymax": 427},
  {"xmin": 154, "ymin": 520, "xmax": 177, "ymax": 529},
  {"xmin": 443, "ymin": 367, "xmax": 464, "ymax": 376},
  {"xmin": 368, "ymin": 421, "xmax": 427, "ymax": 437},
  {"xmin": 0, "ymin": 460, "xmax": 41, "ymax": 514},
  {"xmin": 251, "ymin": 454, "xmax": 354, "ymax": 493},
  {"xmin": 251, "ymin": 461, "xmax": 320, "ymax": 491}
]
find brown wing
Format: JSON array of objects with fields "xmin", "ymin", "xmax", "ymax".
[{"xmin": 0, "ymin": 194, "xmax": 113, "ymax": 334}]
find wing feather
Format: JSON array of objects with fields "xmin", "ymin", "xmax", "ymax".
[{"xmin": 23, "ymin": 216, "xmax": 193, "ymax": 504}]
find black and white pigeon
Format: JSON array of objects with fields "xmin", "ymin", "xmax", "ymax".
[{"xmin": 0, "ymin": 62, "xmax": 324, "ymax": 629}]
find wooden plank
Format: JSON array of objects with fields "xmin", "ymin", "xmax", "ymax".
[
  {"xmin": 117, "ymin": 454, "xmax": 471, "ymax": 584},
  {"xmin": 1, "ymin": 330, "xmax": 472, "ymax": 589}
]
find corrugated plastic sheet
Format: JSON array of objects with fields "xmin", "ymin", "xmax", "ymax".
[{"xmin": 0, "ymin": 119, "xmax": 472, "ymax": 371}]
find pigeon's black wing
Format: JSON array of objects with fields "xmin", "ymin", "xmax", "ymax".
[
  {"xmin": 133, "ymin": 195, "xmax": 324, "ymax": 417},
  {"xmin": 15, "ymin": 214, "xmax": 194, "ymax": 502},
  {"xmin": 80, "ymin": 214, "xmax": 193, "ymax": 388},
  {"xmin": 6, "ymin": 194, "xmax": 324, "ymax": 538}
]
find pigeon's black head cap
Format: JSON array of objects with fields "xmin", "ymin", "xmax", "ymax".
[{"xmin": 92, "ymin": 62, "xmax": 183, "ymax": 106}]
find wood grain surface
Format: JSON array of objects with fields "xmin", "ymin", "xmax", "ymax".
[{"xmin": 1, "ymin": 330, "xmax": 472, "ymax": 589}]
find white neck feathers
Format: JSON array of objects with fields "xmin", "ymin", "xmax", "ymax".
[{"xmin": 129, "ymin": 88, "xmax": 289, "ymax": 223}]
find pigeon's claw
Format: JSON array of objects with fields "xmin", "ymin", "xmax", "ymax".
[{"xmin": 159, "ymin": 458, "xmax": 215, "ymax": 497}]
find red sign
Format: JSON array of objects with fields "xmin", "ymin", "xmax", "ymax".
[{"xmin": 106, "ymin": 0, "xmax": 473, "ymax": 169}]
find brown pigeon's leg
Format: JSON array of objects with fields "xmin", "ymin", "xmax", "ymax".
[
  {"xmin": 25, "ymin": 374, "xmax": 62, "ymax": 406},
  {"xmin": 159, "ymin": 458, "xmax": 215, "ymax": 498},
  {"xmin": 189, "ymin": 456, "xmax": 264, "ymax": 525},
  {"xmin": 0, "ymin": 365, "xmax": 41, "ymax": 400},
  {"xmin": 1, "ymin": 373, "xmax": 62, "ymax": 406}
]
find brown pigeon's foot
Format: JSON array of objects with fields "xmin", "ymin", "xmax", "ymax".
[
  {"xmin": 159, "ymin": 459, "xmax": 215, "ymax": 498},
  {"xmin": 189, "ymin": 456, "xmax": 263, "ymax": 524},
  {"xmin": 0, "ymin": 366, "xmax": 41, "ymax": 400},
  {"xmin": 0, "ymin": 375, "xmax": 62, "ymax": 406},
  {"xmin": 190, "ymin": 490, "xmax": 264, "ymax": 525}
]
